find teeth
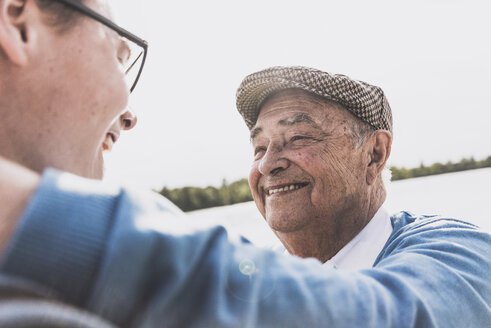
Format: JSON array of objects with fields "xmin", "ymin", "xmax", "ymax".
[
  {"xmin": 102, "ymin": 134, "xmax": 114, "ymax": 153},
  {"xmin": 268, "ymin": 184, "xmax": 304, "ymax": 195}
]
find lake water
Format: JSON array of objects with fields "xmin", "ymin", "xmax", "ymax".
[{"xmin": 188, "ymin": 168, "xmax": 491, "ymax": 247}]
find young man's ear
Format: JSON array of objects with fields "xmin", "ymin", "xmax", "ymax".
[
  {"xmin": 366, "ymin": 130, "xmax": 392, "ymax": 185},
  {"xmin": 0, "ymin": 0, "xmax": 33, "ymax": 66}
]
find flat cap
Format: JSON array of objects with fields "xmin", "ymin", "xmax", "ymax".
[{"xmin": 236, "ymin": 66, "xmax": 393, "ymax": 133}]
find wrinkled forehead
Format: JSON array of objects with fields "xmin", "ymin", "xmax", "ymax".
[{"xmin": 252, "ymin": 89, "xmax": 349, "ymax": 135}]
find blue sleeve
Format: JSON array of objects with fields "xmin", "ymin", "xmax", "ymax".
[
  {"xmin": 369, "ymin": 214, "xmax": 491, "ymax": 327},
  {"xmin": 1, "ymin": 169, "xmax": 490, "ymax": 327}
]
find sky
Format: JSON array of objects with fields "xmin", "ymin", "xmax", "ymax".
[{"xmin": 103, "ymin": 0, "xmax": 491, "ymax": 190}]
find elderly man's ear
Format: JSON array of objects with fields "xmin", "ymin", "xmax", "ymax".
[
  {"xmin": 0, "ymin": 0, "xmax": 38, "ymax": 66},
  {"xmin": 366, "ymin": 130, "xmax": 392, "ymax": 185}
]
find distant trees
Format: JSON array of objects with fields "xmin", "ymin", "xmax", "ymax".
[
  {"xmin": 160, "ymin": 155, "xmax": 491, "ymax": 212},
  {"xmin": 159, "ymin": 178, "xmax": 253, "ymax": 212},
  {"xmin": 390, "ymin": 156, "xmax": 491, "ymax": 181}
]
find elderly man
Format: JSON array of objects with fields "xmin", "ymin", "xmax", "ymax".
[
  {"xmin": 236, "ymin": 66, "xmax": 394, "ymax": 269},
  {"xmin": 0, "ymin": 1, "xmax": 489, "ymax": 327}
]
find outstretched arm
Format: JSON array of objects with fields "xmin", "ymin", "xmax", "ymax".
[{"xmin": 0, "ymin": 168, "xmax": 489, "ymax": 327}]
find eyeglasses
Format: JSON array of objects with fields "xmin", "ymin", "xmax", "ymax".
[{"xmin": 51, "ymin": 0, "xmax": 148, "ymax": 93}]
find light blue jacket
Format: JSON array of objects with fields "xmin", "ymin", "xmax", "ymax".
[{"xmin": 1, "ymin": 169, "xmax": 490, "ymax": 327}]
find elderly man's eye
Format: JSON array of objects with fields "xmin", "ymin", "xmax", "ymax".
[
  {"xmin": 254, "ymin": 147, "xmax": 266, "ymax": 157},
  {"xmin": 290, "ymin": 136, "xmax": 309, "ymax": 142}
]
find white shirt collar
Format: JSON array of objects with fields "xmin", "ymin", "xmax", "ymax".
[{"xmin": 322, "ymin": 206, "xmax": 392, "ymax": 271}]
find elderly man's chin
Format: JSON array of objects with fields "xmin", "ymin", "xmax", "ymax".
[
  {"xmin": 261, "ymin": 193, "xmax": 313, "ymax": 233},
  {"xmin": 264, "ymin": 208, "xmax": 310, "ymax": 233}
]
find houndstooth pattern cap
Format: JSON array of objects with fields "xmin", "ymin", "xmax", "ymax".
[{"xmin": 236, "ymin": 66, "xmax": 393, "ymax": 133}]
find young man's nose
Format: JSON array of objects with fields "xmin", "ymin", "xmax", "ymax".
[{"xmin": 120, "ymin": 110, "xmax": 137, "ymax": 130}]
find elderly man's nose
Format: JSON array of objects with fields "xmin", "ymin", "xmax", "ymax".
[
  {"xmin": 120, "ymin": 110, "xmax": 137, "ymax": 130},
  {"xmin": 258, "ymin": 147, "xmax": 289, "ymax": 176}
]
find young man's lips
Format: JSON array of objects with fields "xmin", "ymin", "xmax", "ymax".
[
  {"xmin": 102, "ymin": 134, "xmax": 114, "ymax": 152},
  {"xmin": 264, "ymin": 182, "xmax": 309, "ymax": 196},
  {"xmin": 102, "ymin": 132, "xmax": 119, "ymax": 153},
  {"xmin": 101, "ymin": 129, "xmax": 121, "ymax": 153}
]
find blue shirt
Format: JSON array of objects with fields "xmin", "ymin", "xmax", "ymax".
[{"xmin": 1, "ymin": 169, "xmax": 490, "ymax": 327}]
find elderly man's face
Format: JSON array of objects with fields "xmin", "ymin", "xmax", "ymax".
[
  {"xmin": 249, "ymin": 89, "xmax": 371, "ymax": 242},
  {"xmin": 0, "ymin": 0, "xmax": 136, "ymax": 179}
]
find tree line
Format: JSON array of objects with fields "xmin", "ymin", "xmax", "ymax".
[
  {"xmin": 159, "ymin": 155, "xmax": 491, "ymax": 212},
  {"xmin": 390, "ymin": 156, "xmax": 491, "ymax": 181},
  {"xmin": 159, "ymin": 178, "xmax": 253, "ymax": 212}
]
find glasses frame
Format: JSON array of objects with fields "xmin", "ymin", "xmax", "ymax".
[{"xmin": 51, "ymin": 0, "xmax": 148, "ymax": 93}]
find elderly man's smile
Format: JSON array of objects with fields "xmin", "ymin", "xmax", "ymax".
[{"xmin": 264, "ymin": 182, "xmax": 309, "ymax": 197}]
